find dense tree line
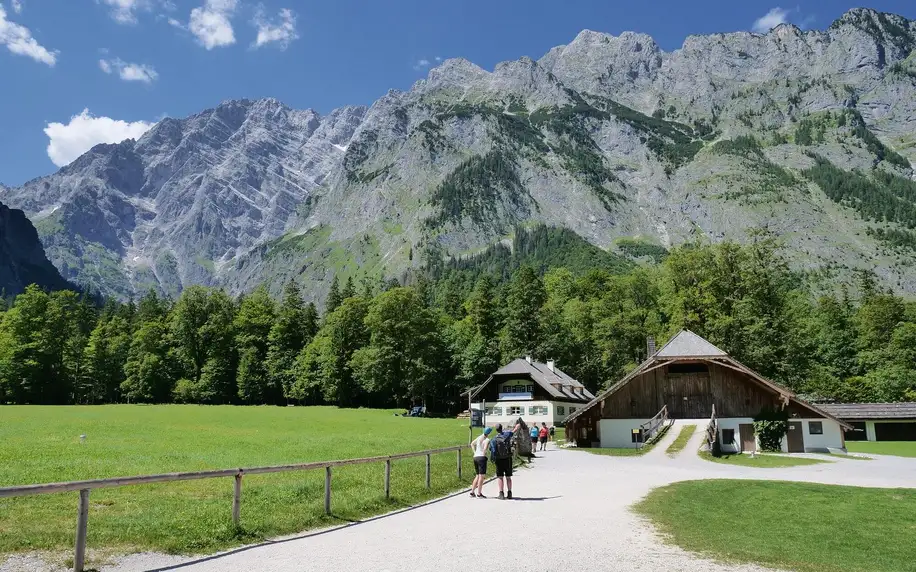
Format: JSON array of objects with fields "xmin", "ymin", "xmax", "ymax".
[{"xmin": 2, "ymin": 236, "xmax": 916, "ymax": 408}]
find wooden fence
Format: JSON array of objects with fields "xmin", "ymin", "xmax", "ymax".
[
  {"xmin": 637, "ymin": 405, "xmax": 669, "ymax": 449},
  {"xmin": 0, "ymin": 445, "xmax": 467, "ymax": 572},
  {"xmin": 706, "ymin": 404, "xmax": 718, "ymax": 449}
]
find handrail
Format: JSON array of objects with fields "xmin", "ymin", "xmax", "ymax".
[
  {"xmin": 0, "ymin": 445, "xmax": 467, "ymax": 572},
  {"xmin": 637, "ymin": 404, "xmax": 669, "ymax": 448},
  {"xmin": 706, "ymin": 404, "xmax": 718, "ymax": 449}
]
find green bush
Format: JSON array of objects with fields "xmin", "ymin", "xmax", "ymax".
[{"xmin": 754, "ymin": 408, "xmax": 789, "ymax": 452}]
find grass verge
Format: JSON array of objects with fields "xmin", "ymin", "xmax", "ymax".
[
  {"xmin": 698, "ymin": 450, "xmax": 828, "ymax": 467},
  {"xmin": 665, "ymin": 425, "xmax": 696, "ymax": 457},
  {"xmin": 634, "ymin": 479, "xmax": 916, "ymax": 572},
  {"xmin": 846, "ymin": 441, "xmax": 916, "ymax": 458},
  {"xmin": 0, "ymin": 406, "xmax": 476, "ymax": 561}
]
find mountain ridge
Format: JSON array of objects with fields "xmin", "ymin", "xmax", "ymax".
[{"xmin": 2, "ymin": 7, "xmax": 915, "ymax": 301}]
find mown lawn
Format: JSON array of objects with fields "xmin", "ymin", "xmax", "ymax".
[
  {"xmin": 698, "ymin": 450, "xmax": 827, "ymax": 467},
  {"xmin": 0, "ymin": 406, "xmax": 475, "ymax": 562},
  {"xmin": 635, "ymin": 480, "xmax": 916, "ymax": 572},
  {"xmin": 846, "ymin": 441, "xmax": 916, "ymax": 458},
  {"xmin": 665, "ymin": 425, "xmax": 696, "ymax": 456}
]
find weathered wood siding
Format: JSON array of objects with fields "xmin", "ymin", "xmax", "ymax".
[{"xmin": 599, "ymin": 363, "xmax": 781, "ymax": 419}]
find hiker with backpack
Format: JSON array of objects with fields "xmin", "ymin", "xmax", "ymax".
[
  {"xmin": 469, "ymin": 427, "xmax": 492, "ymax": 498},
  {"xmin": 490, "ymin": 423, "xmax": 515, "ymax": 500}
]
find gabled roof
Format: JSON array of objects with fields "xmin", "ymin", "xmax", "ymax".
[
  {"xmin": 820, "ymin": 402, "xmax": 916, "ymax": 420},
  {"xmin": 655, "ymin": 330, "xmax": 727, "ymax": 357},
  {"xmin": 470, "ymin": 358, "xmax": 595, "ymax": 403},
  {"xmin": 564, "ymin": 330, "xmax": 852, "ymax": 430}
]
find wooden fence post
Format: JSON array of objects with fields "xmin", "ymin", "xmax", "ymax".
[
  {"xmin": 324, "ymin": 466, "xmax": 331, "ymax": 515},
  {"xmin": 456, "ymin": 449, "xmax": 462, "ymax": 479},
  {"xmin": 74, "ymin": 488, "xmax": 90, "ymax": 572},
  {"xmin": 384, "ymin": 459, "xmax": 391, "ymax": 499},
  {"xmin": 425, "ymin": 454, "xmax": 431, "ymax": 489},
  {"xmin": 232, "ymin": 473, "xmax": 242, "ymax": 525}
]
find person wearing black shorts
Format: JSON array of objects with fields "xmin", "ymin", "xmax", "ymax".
[
  {"xmin": 469, "ymin": 427, "xmax": 492, "ymax": 498},
  {"xmin": 491, "ymin": 423, "xmax": 515, "ymax": 499}
]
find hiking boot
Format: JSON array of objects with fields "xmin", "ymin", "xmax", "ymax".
[
  {"xmin": 498, "ymin": 491, "xmax": 505, "ymax": 500},
  {"xmin": 507, "ymin": 491, "xmax": 513, "ymax": 499}
]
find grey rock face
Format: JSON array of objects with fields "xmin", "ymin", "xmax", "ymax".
[
  {"xmin": 0, "ymin": 200, "xmax": 70, "ymax": 296},
  {"xmin": 2, "ymin": 100, "xmax": 367, "ymax": 299},
  {"xmin": 3, "ymin": 8, "xmax": 916, "ymax": 300}
]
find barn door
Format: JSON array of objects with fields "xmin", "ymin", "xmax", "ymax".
[
  {"xmin": 739, "ymin": 424, "xmax": 756, "ymax": 453},
  {"xmin": 786, "ymin": 421, "xmax": 805, "ymax": 452}
]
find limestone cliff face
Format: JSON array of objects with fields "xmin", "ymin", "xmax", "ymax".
[{"xmin": 3, "ymin": 8, "xmax": 916, "ymax": 300}]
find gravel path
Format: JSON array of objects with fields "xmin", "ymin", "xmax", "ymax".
[{"xmin": 88, "ymin": 437, "xmax": 916, "ymax": 572}]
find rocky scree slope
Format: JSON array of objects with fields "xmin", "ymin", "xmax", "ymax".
[{"xmin": 4, "ymin": 8, "xmax": 916, "ymax": 300}]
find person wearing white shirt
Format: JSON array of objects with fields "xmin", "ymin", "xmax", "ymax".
[{"xmin": 469, "ymin": 427, "xmax": 492, "ymax": 498}]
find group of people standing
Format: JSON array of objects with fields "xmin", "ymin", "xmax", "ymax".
[
  {"xmin": 468, "ymin": 420, "xmax": 555, "ymax": 500},
  {"xmin": 529, "ymin": 422, "xmax": 552, "ymax": 452}
]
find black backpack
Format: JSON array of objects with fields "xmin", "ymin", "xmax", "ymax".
[{"xmin": 491, "ymin": 433, "xmax": 512, "ymax": 460}]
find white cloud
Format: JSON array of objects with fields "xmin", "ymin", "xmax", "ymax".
[
  {"xmin": 189, "ymin": 0, "xmax": 237, "ymax": 49},
  {"xmin": 252, "ymin": 6, "xmax": 298, "ymax": 49},
  {"xmin": 435, "ymin": 56, "xmax": 441, "ymax": 62},
  {"xmin": 167, "ymin": 16, "xmax": 184, "ymax": 29},
  {"xmin": 752, "ymin": 7, "xmax": 791, "ymax": 33},
  {"xmin": 44, "ymin": 109, "xmax": 154, "ymax": 167},
  {"xmin": 0, "ymin": 4, "xmax": 58, "ymax": 66},
  {"xmin": 413, "ymin": 58, "xmax": 431, "ymax": 71},
  {"xmin": 11, "ymin": 0, "xmax": 22, "ymax": 14},
  {"xmin": 99, "ymin": 57, "xmax": 158, "ymax": 83},
  {"xmin": 101, "ymin": 0, "xmax": 145, "ymax": 24}
]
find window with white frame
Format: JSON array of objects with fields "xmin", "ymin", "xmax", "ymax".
[
  {"xmin": 508, "ymin": 406, "xmax": 523, "ymax": 416},
  {"xmin": 557, "ymin": 406, "xmax": 566, "ymax": 415},
  {"xmin": 528, "ymin": 405, "xmax": 548, "ymax": 415},
  {"xmin": 808, "ymin": 421, "xmax": 823, "ymax": 435},
  {"xmin": 486, "ymin": 407, "xmax": 502, "ymax": 416}
]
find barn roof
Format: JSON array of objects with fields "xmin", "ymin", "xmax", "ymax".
[
  {"xmin": 656, "ymin": 330, "xmax": 727, "ymax": 357},
  {"xmin": 469, "ymin": 358, "xmax": 595, "ymax": 403},
  {"xmin": 819, "ymin": 402, "xmax": 916, "ymax": 420},
  {"xmin": 564, "ymin": 330, "xmax": 852, "ymax": 430}
]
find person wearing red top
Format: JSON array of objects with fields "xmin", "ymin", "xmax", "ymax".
[{"xmin": 538, "ymin": 423, "xmax": 549, "ymax": 451}]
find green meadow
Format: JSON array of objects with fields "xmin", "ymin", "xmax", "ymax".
[{"xmin": 0, "ymin": 406, "xmax": 477, "ymax": 561}]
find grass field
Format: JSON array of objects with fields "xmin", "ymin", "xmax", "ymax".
[
  {"xmin": 634, "ymin": 479, "xmax": 916, "ymax": 572},
  {"xmin": 0, "ymin": 406, "xmax": 478, "ymax": 562},
  {"xmin": 665, "ymin": 425, "xmax": 696, "ymax": 457},
  {"xmin": 846, "ymin": 441, "xmax": 916, "ymax": 458},
  {"xmin": 697, "ymin": 450, "xmax": 827, "ymax": 467}
]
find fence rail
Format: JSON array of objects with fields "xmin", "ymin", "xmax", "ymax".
[
  {"xmin": 0, "ymin": 445, "xmax": 467, "ymax": 572},
  {"xmin": 706, "ymin": 404, "xmax": 718, "ymax": 449},
  {"xmin": 637, "ymin": 405, "xmax": 669, "ymax": 449}
]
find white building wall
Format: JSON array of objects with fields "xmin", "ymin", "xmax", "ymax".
[
  {"xmin": 801, "ymin": 419, "xmax": 845, "ymax": 451},
  {"xmin": 472, "ymin": 400, "xmax": 583, "ymax": 429},
  {"xmin": 599, "ymin": 417, "xmax": 846, "ymax": 452},
  {"xmin": 715, "ymin": 418, "xmax": 755, "ymax": 454},
  {"xmin": 598, "ymin": 419, "xmax": 653, "ymax": 448}
]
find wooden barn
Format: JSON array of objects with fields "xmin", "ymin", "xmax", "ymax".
[{"xmin": 564, "ymin": 330, "xmax": 851, "ymax": 453}]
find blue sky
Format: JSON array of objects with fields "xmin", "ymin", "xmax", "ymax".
[{"xmin": 1, "ymin": 0, "xmax": 915, "ymax": 186}]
